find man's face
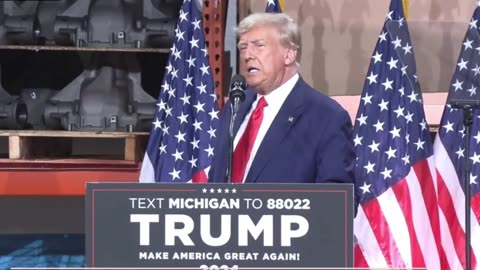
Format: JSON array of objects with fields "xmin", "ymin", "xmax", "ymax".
[{"xmin": 238, "ymin": 25, "xmax": 290, "ymax": 95}]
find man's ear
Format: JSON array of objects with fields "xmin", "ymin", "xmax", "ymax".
[{"xmin": 284, "ymin": 48, "xmax": 297, "ymax": 65}]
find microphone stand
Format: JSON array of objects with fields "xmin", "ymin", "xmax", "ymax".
[
  {"xmin": 450, "ymin": 100, "xmax": 480, "ymax": 270},
  {"xmin": 227, "ymin": 100, "xmax": 239, "ymax": 184},
  {"xmin": 463, "ymin": 107, "xmax": 473, "ymax": 270}
]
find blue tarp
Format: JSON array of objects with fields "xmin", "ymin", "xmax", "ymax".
[{"xmin": 0, "ymin": 234, "xmax": 85, "ymax": 270}]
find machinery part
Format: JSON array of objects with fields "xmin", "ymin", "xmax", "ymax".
[
  {"xmin": 53, "ymin": 0, "xmax": 180, "ymax": 48},
  {"xmin": 20, "ymin": 88, "xmax": 57, "ymax": 129},
  {"xmin": 0, "ymin": 62, "xmax": 28, "ymax": 129},
  {"xmin": 44, "ymin": 53, "xmax": 156, "ymax": 132},
  {"xmin": 35, "ymin": 0, "xmax": 73, "ymax": 45},
  {"xmin": 0, "ymin": 0, "xmax": 181, "ymax": 47},
  {"xmin": 0, "ymin": 84, "xmax": 28, "ymax": 129},
  {"xmin": 0, "ymin": 1, "xmax": 39, "ymax": 45}
]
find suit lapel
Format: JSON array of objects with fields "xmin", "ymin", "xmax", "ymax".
[{"xmin": 245, "ymin": 78, "xmax": 307, "ymax": 182}]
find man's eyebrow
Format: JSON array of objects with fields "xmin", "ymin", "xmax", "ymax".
[{"xmin": 237, "ymin": 38, "xmax": 265, "ymax": 47}]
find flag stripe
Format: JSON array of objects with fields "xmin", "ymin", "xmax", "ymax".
[
  {"xmin": 439, "ymin": 208, "xmax": 464, "ymax": 270},
  {"xmin": 354, "ymin": 206, "xmax": 390, "ymax": 267},
  {"xmin": 471, "ymin": 213, "xmax": 480, "ymax": 268},
  {"xmin": 435, "ymin": 137, "xmax": 479, "ymax": 269},
  {"xmin": 470, "ymin": 189, "xmax": 480, "ymax": 270},
  {"xmin": 363, "ymin": 198, "xmax": 406, "ymax": 268},
  {"xmin": 390, "ymin": 177, "xmax": 425, "ymax": 267},
  {"xmin": 427, "ymin": 153, "xmax": 438, "ymax": 192},
  {"xmin": 192, "ymin": 169, "xmax": 207, "ymax": 183},
  {"xmin": 427, "ymin": 151, "xmax": 451, "ymax": 270},
  {"xmin": 426, "ymin": 152, "xmax": 450, "ymax": 270},
  {"xmin": 435, "ymin": 139, "xmax": 467, "ymax": 232},
  {"xmin": 404, "ymin": 163, "xmax": 443, "ymax": 268},
  {"xmin": 411, "ymin": 158, "xmax": 448, "ymax": 270},
  {"xmin": 354, "ymin": 244, "xmax": 369, "ymax": 267},
  {"xmin": 435, "ymin": 138, "xmax": 470, "ymax": 265},
  {"xmin": 437, "ymin": 165, "xmax": 471, "ymax": 268},
  {"xmin": 438, "ymin": 170, "xmax": 474, "ymax": 269},
  {"xmin": 139, "ymin": 154, "xmax": 155, "ymax": 183},
  {"xmin": 378, "ymin": 187, "xmax": 412, "ymax": 267},
  {"xmin": 473, "ymin": 193, "xmax": 480, "ymax": 223}
]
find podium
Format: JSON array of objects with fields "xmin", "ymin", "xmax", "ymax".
[{"xmin": 86, "ymin": 183, "xmax": 354, "ymax": 269}]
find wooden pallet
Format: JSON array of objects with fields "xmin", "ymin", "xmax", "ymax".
[
  {"xmin": 0, "ymin": 44, "xmax": 169, "ymax": 53},
  {"xmin": 0, "ymin": 130, "xmax": 150, "ymax": 163}
]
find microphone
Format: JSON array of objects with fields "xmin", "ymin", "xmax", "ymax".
[
  {"xmin": 227, "ymin": 74, "xmax": 246, "ymax": 184},
  {"xmin": 229, "ymin": 74, "xmax": 246, "ymax": 114},
  {"xmin": 449, "ymin": 99, "xmax": 480, "ymax": 109}
]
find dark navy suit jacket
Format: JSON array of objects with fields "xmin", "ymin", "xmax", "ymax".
[{"xmin": 209, "ymin": 77, "xmax": 356, "ymax": 187}]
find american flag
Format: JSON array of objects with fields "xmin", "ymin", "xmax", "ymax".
[
  {"xmin": 353, "ymin": 0, "xmax": 445, "ymax": 268},
  {"xmin": 139, "ymin": 0, "xmax": 219, "ymax": 183},
  {"xmin": 433, "ymin": 1, "xmax": 480, "ymax": 269},
  {"xmin": 265, "ymin": 0, "xmax": 282, "ymax": 13}
]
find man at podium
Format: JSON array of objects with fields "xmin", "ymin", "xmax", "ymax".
[{"xmin": 209, "ymin": 12, "xmax": 356, "ymax": 189}]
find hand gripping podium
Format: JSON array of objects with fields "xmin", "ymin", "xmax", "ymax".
[{"xmin": 86, "ymin": 183, "xmax": 354, "ymax": 269}]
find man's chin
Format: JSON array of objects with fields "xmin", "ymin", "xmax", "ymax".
[{"xmin": 245, "ymin": 78, "xmax": 260, "ymax": 88}]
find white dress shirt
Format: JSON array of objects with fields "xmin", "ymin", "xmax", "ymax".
[{"xmin": 233, "ymin": 73, "xmax": 299, "ymax": 183}]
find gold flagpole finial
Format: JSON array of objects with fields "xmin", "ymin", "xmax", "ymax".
[
  {"xmin": 279, "ymin": 0, "xmax": 285, "ymax": 11},
  {"xmin": 402, "ymin": 0, "xmax": 409, "ymax": 19}
]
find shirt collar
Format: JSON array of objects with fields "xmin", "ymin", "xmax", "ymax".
[{"xmin": 257, "ymin": 73, "xmax": 299, "ymax": 109}]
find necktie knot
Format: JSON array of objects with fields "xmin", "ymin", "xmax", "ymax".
[
  {"xmin": 251, "ymin": 97, "xmax": 268, "ymax": 119},
  {"xmin": 257, "ymin": 97, "xmax": 268, "ymax": 110}
]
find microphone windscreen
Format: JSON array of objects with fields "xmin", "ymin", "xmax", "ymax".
[
  {"xmin": 230, "ymin": 74, "xmax": 246, "ymax": 89},
  {"xmin": 229, "ymin": 74, "xmax": 246, "ymax": 102}
]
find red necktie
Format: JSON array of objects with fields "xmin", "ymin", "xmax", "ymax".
[{"xmin": 232, "ymin": 97, "xmax": 268, "ymax": 183}]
